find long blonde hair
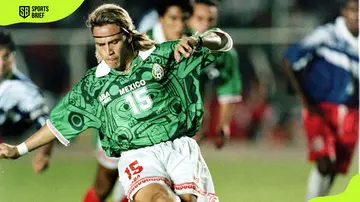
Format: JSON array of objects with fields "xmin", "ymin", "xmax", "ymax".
[{"xmin": 86, "ymin": 4, "xmax": 155, "ymax": 52}]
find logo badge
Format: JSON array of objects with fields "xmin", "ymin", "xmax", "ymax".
[
  {"xmin": 152, "ymin": 63, "xmax": 164, "ymax": 81},
  {"xmin": 19, "ymin": 6, "xmax": 30, "ymax": 19}
]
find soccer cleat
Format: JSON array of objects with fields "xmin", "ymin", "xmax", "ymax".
[{"xmin": 214, "ymin": 129, "xmax": 229, "ymax": 149}]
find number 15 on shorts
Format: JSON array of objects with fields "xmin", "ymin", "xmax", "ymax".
[{"xmin": 125, "ymin": 160, "xmax": 144, "ymax": 180}]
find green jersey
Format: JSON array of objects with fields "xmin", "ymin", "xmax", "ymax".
[
  {"xmin": 49, "ymin": 40, "xmax": 219, "ymax": 157},
  {"xmin": 211, "ymin": 49, "xmax": 242, "ymax": 103},
  {"xmin": 185, "ymin": 28, "xmax": 242, "ymax": 103}
]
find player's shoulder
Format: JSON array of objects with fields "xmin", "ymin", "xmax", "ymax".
[
  {"xmin": 71, "ymin": 67, "xmax": 105, "ymax": 96},
  {"xmin": 80, "ymin": 67, "xmax": 98, "ymax": 82},
  {"xmin": 301, "ymin": 22, "xmax": 336, "ymax": 46},
  {"xmin": 0, "ymin": 79, "xmax": 39, "ymax": 99},
  {"xmin": 154, "ymin": 40, "xmax": 178, "ymax": 52},
  {"xmin": 6, "ymin": 70, "xmax": 39, "ymax": 91}
]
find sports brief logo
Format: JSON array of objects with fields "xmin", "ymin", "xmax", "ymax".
[
  {"xmin": 19, "ymin": 6, "xmax": 30, "ymax": 19},
  {"xmin": 19, "ymin": 6, "xmax": 50, "ymax": 19},
  {"xmin": 152, "ymin": 63, "xmax": 164, "ymax": 81}
]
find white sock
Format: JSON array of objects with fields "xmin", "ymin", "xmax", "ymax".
[
  {"xmin": 306, "ymin": 167, "xmax": 332, "ymax": 201},
  {"xmin": 112, "ymin": 179, "xmax": 126, "ymax": 202}
]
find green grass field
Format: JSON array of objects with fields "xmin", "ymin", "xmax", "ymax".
[{"xmin": 0, "ymin": 141, "xmax": 357, "ymax": 202}]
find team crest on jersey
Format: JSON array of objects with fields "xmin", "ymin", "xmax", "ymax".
[{"xmin": 152, "ymin": 63, "xmax": 164, "ymax": 81}]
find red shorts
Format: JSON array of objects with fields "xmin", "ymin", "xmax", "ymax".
[{"xmin": 302, "ymin": 102, "xmax": 358, "ymax": 174}]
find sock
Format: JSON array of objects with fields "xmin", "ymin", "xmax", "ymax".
[
  {"xmin": 112, "ymin": 180, "xmax": 127, "ymax": 202},
  {"xmin": 306, "ymin": 167, "xmax": 332, "ymax": 201},
  {"xmin": 83, "ymin": 186, "xmax": 102, "ymax": 202},
  {"xmin": 120, "ymin": 197, "xmax": 128, "ymax": 202}
]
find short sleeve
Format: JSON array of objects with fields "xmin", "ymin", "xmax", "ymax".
[{"xmin": 48, "ymin": 75, "xmax": 102, "ymax": 146}]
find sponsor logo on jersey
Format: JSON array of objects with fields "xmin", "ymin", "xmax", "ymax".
[
  {"xmin": 99, "ymin": 91, "xmax": 112, "ymax": 105},
  {"xmin": 152, "ymin": 63, "xmax": 164, "ymax": 81}
]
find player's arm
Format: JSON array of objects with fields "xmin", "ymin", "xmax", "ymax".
[
  {"xmin": 1, "ymin": 74, "xmax": 102, "ymax": 160},
  {"xmin": 0, "ymin": 124, "xmax": 55, "ymax": 159},
  {"xmin": 174, "ymin": 28, "xmax": 233, "ymax": 63},
  {"xmin": 282, "ymin": 26, "xmax": 329, "ymax": 114},
  {"xmin": 282, "ymin": 47, "xmax": 320, "ymax": 114},
  {"xmin": 282, "ymin": 57, "xmax": 311, "ymax": 109}
]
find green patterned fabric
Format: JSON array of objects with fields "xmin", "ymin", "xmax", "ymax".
[
  {"xmin": 50, "ymin": 40, "xmax": 219, "ymax": 157},
  {"xmin": 185, "ymin": 28, "xmax": 242, "ymax": 99}
]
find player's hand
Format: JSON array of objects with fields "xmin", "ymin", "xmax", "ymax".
[
  {"xmin": 0, "ymin": 143, "xmax": 20, "ymax": 159},
  {"xmin": 174, "ymin": 37, "xmax": 200, "ymax": 63},
  {"xmin": 32, "ymin": 151, "xmax": 50, "ymax": 173}
]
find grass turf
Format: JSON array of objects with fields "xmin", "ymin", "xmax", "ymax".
[{"xmin": 0, "ymin": 144, "xmax": 357, "ymax": 202}]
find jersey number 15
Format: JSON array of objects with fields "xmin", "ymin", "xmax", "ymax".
[{"xmin": 125, "ymin": 88, "xmax": 153, "ymax": 114}]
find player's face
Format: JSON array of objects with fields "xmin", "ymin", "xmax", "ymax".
[
  {"xmin": 0, "ymin": 47, "xmax": 14, "ymax": 77},
  {"xmin": 93, "ymin": 24, "xmax": 125, "ymax": 69},
  {"xmin": 342, "ymin": 1, "xmax": 359, "ymax": 36},
  {"xmin": 159, "ymin": 6, "xmax": 187, "ymax": 40},
  {"xmin": 187, "ymin": 4, "xmax": 218, "ymax": 34}
]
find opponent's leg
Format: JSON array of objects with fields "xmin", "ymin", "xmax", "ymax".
[
  {"xmin": 306, "ymin": 157, "xmax": 336, "ymax": 201},
  {"xmin": 83, "ymin": 164, "xmax": 119, "ymax": 202}
]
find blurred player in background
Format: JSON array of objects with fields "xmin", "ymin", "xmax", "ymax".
[
  {"xmin": 145, "ymin": 0, "xmax": 192, "ymax": 42},
  {"xmin": 0, "ymin": 3, "xmax": 233, "ymax": 202},
  {"xmin": 187, "ymin": 0, "xmax": 242, "ymax": 148},
  {"xmin": 282, "ymin": 0, "xmax": 358, "ymax": 200},
  {"xmin": 0, "ymin": 28, "xmax": 52, "ymax": 172}
]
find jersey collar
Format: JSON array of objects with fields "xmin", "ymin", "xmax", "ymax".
[{"xmin": 95, "ymin": 46, "xmax": 156, "ymax": 78}]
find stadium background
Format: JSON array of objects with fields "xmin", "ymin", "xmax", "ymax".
[{"xmin": 0, "ymin": 0, "xmax": 357, "ymax": 201}]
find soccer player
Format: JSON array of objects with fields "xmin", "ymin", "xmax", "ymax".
[
  {"xmin": 84, "ymin": 2, "xmax": 194, "ymax": 202},
  {"xmin": 145, "ymin": 0, "xmax": 192, "ymax": 42},
  {"xmin": 0, "ymin": 3, "xmax": 233, "ymax": 202},
  {"xmin": 0, "ymin": 28, "xmax": 52, "ymax": 172},
  {"xmin": 282, "ymin": 0, "xmax": 358, "ymax": 200},
  {"xmin": 186, "ymin": 0, "xmax": 242, "ymax": 148}
]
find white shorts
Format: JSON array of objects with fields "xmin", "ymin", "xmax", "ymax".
[
  {"xmin": 96, "ymin": 138, "xmax": 119, "ymax": 170},
  {"xmin": 118, "ymin": 136, "xmax": 218, "ymax": 201}
]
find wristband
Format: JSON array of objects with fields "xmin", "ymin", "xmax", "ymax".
[{"xmin": 16, "ymin": 143, "xmax": 29, "ymax": 156}]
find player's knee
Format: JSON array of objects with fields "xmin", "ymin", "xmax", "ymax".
[
  {"xmin": 134, "ymin": 183, "xmax": 177, "ymax": 202},
  {"xmin": 179, "ymin": 194, "xmax": 197, "ymax": 202},
  {"xmin": 316, "ymin": 157, "xmax": 335, "ymax": 176},
  {"xmin": 94, "ymin": 165, "xmax": 118, "ymax": 198},
  {"xmin": 150, "ymin": 191, "xmax": 173, "ymax": 202}
]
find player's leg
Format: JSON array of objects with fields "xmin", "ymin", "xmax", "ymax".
[
  {"xmin": 118, "ymin": 146, "xmax": 179, "ymax": 202},
  {"xmin": 164, "ymin": 137, "xmax": 219, "ymax": 202},
  {"xmin": 94, "ymin": 164, "xmax": 119, "ymax": 199},
  {"xmin": 309, "ymin": 105, "xmax": 358, "ymax": 200},
  {"xmin": 302, "ymin": 107, "xmax": 337, "ymax": 201},
  {"xmin": 134, "ymin": 183, "xmax": 181, "ymax": 202},
  {"xmin": 112, "ymin": 180, "xmax": 128, "ymax": 202},
  {"xmin": 333, "ymin": 106, "xmax": 358, "ymax": 174},
  {"xmin": 83, "ymin": 140, "xmax": 123, "ymax": 202}
]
